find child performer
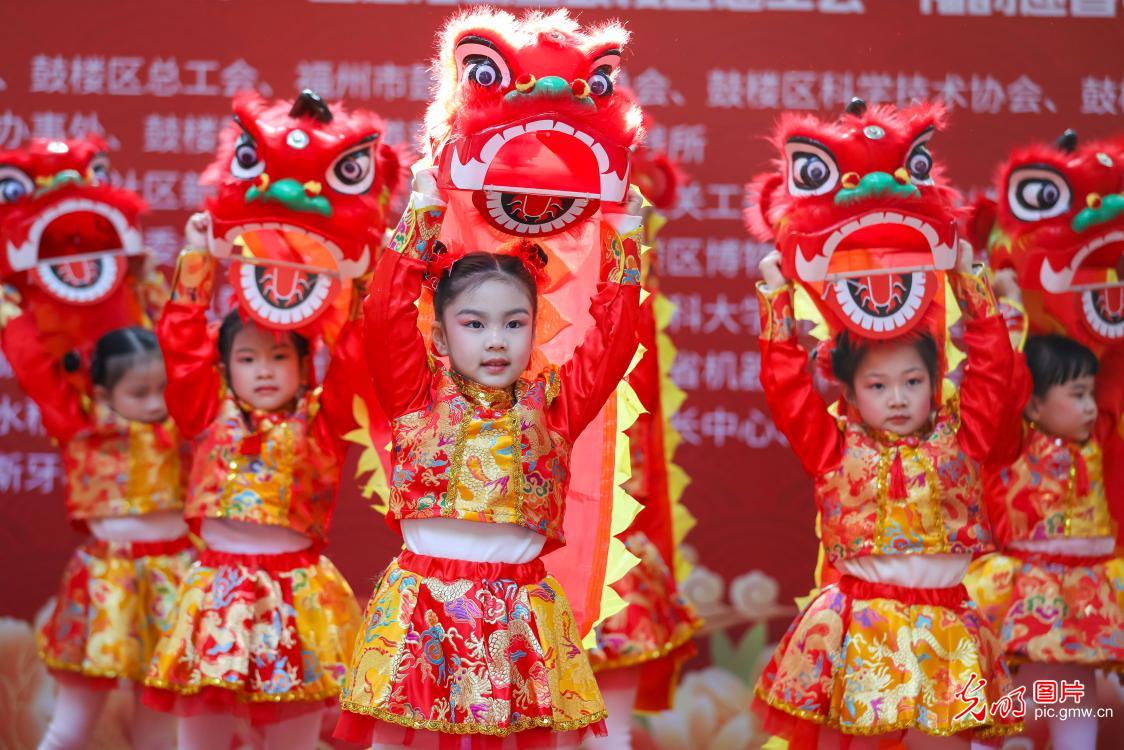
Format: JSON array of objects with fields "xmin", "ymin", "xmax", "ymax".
[
  {"xmin": 0, "ymin": 310, "xmax": 191, "ymax": 750},
  {"xmin": 967, "ymin": 333, "xmax": 1124, "ymax": 750},
  {"xmin": 751, "ymin": 245, "xmax": 1022, "ymax": 748},
  {"xmin": 143, "ymin": 216, "xmax": 362, "ymax": 750},
  {"xmin": 334, "ymin": 181, "xmax": 641, "ymax": 748}
]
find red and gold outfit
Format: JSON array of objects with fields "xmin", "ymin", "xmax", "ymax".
[
  {"xmin": 143, "ymin": 250, "xmax": 361, "ymax": 721},
  {"xmin": 967, "ymin": 419, "xmax": 1124, "ymax": 669},
  {"xmin": 752, "ymin": 269, "xmax": 1022, "ymax": 745},
  {"xmin": 335, "ymin": 193, "xmax": 641, "ymax": 746},
  {"xmin": 0, "ymin": 311, "xmax": 192, "ymax": 687}
]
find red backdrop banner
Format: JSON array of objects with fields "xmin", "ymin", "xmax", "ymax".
[{"xmin": 2, "ymin": 0, "xmax": 1123, "ymax": 630}]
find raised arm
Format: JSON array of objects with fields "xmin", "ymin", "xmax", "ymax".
[
  {"xmin": 754, "ymin": 272, "xmax": 843, "ymax": 478},
  {"xmin": 551, "ymin": 224, "xmax": 642, "ymax": 441},
  {"xmin": 0, "ymin": 296, "xmax": 87, "ymax": 442},
  {"xmin": 950, "ymin": 261, "xmax": 1017, "ymax": 462},
  {"xmin": 157, "ymin": 248, "xmax": 222, "ymax": 439},
  {"xmin": 362, "ymin": 189, "xmax": 444, "ymax": 419},
  {"xmin": 315, "ymin": 303, "xmax": 390, "ymax": 462}
]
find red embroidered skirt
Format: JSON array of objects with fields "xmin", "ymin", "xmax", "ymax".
[{"xmin": 335, "ymin": 551, "xmax": 607, "ymax": 748}]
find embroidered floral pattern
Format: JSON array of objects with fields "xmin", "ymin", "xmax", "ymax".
[
  {"xmin": 756, "ymin": 585, "xmax": 1021, "ymax": 737},
  {"xmin": 340, "ymin": 555, "xmax": 605, "ymax": 735},
  {"xmin": 967, "ymin": 553, "xmax": 1124, "ymax": 667},
  {"xmin": 818, "ymin": 410, "xmax": 993, "ymax": 564},
  {"xmin": 64, "ymin": 411, "xmax": 184, "ymax": 521},
  {"xmin": 389, "ymin": 362, "xmax": 571, "ymax": 545},
  {"xmin": 146, "ymin": 553, "xmax": 358, "ymax": 703},
  {"xmin": 188, "ymin": 390, "xmax": 341, "ymax": 543},
  {"xmin": 39, "ymin": 539, "xmax": 194, "ymax": 682}
]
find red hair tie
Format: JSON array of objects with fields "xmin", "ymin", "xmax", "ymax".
[{"xmin": 424, "ymin": 239, "xmax": 550, "ymax": 293}]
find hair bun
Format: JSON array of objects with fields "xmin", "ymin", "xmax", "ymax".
[{"xmin": 62, "ymin": 350, "xmax": 82, "ymax": 373}]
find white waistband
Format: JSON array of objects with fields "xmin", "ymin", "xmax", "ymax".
[
  {"xmin": 1009, "ymin": 536, "xmax": 1115, "ymax": 557},
  {"xmin": 199, "ymin": 518, "xmax": 313, "ymax": 554},
  {"xmin": 401, "ymin": 518, "xmax": 546, "ymax": 564},
  {"xmin": 835, "ymin": 553, "xmax": 972, "ymax": 589},
  {"xmin": 88, "ymin": 510, "xmax": 188, "ymax": 543}
]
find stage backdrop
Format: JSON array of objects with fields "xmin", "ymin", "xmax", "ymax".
[{"xmin": 2, "ymin": 0, "xmax": 1123, "ymax": 639}]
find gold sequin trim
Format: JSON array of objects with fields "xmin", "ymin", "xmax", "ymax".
[
  {"xmin": 337, "ymin": 701, "xmax": 607, "ymax": 736},
  {"xmin": 38, "ymin": 652, "xmax": 144, "ymax": 683},
  {"xmin": 144, "ymin": 676, "xmax": 341, "ymax": 704},
  {"xmin": 590, "ymin": 618, "xmax": 701, "ymax": 672}
]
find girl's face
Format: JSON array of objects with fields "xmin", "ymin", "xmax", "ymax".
[
  {"xmin": 846, "ymin": 341, "xmax": 933, "ymax": 436},
  {"xmin": 96, "ymin": 354, "xmax": 168, "ymax": 423},
  {"xmin": 432, "ymin": 277, "xmax": 535, "ymax": 390},
  {"xmin": 224, "ymin": 323, "xmax": 304, "ymax": 411},
  {"xmin": 1026, "ymin": 374, "xmax": 1098, "ymax": 442}
]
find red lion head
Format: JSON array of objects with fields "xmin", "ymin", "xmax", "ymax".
[
  {"xmin": 201, "ymin": 90, "xmax": 401, "ymax": 333},
  {"xmin": 970, "ymin": 130, "xmax": 1124, "ymax": 348},
  {"xmin": 426, "ymin": 8, "xmax": 642, "ymax": 237},
  {"xmin": 0, "ymin": 136, "xmax": 162, "ymax": 361},
  {"xmin": 746, "ymin": 99, "xmax": 960, "ymax": 340},
  {"xmin": 0, "ymin": 136, "xmax": 146, "ymax": 306}
]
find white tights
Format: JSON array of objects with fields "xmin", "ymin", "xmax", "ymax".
[
  {"xmin": 37, "ymin": 681, "xmax": 174, "ymax": 750},
  {"xmin": 582, "ymin": 667, "xmax": 641, "ymax": 750},
  {"xmin": 177, "ymin": 710, "xmax": 324, "ymax": 750}
]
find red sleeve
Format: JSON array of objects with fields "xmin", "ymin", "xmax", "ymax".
[
  {"xmin": 157, "ymin": 250, "xmax": 221, "ymax": 440},
  {"xmin": 949, "ymin": 268, "xmax": 1017, "ymax": 462},
  {"xmin": 1095, "ymin": 345, "xmax": 1124, "ymax": 444},
  {"xmin": 552, "ymin": 280, "xmax": 641, "ymax": 442},
  {"xmin": 755, "ymin": 283, "xmax": 842, "ymax": 477},
  {"xmin": 314, "ymin": 315, "xmax": 389, "ymax": 461},
  {"xmin": 0, "ymin": 312, "xmax": 87, "ymax": 441},
  {"xmin": 983, "ymin": 351, "xmax": 1031, "ymax": 468},
  {"xmin": 362, "ymin": 249, "xmax": 432, "ymax": 420}
]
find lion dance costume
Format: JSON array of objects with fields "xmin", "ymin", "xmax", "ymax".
[
  {"xmin": 142, "ymin": 91, "xmax": 400, "ymax": 733},
  {"xmin": 586, "ymin": 135, "xmax": 701, "ymax": 744},
  {"xmin": 335, "ymin": 8, "xmax": 651, "ymax": 748},
  {"xmin": 744, "ymin": 100, "xmax": 1023, "ymax": 746},
  {"xmin": 0, "ymin": 136, "xmax": 192, "ymax": 748},
  {"xmin": 964, "ymin": 131, "xmax": 1124, "ymax": 684}
]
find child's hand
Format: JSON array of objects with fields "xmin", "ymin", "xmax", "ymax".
[
  {"xmin": 184, "ymin": 212, "xmax": 212, "ymax": 252},
  {"xmin": 991, "ymin": 268, "xmax": 1021, "ymax": 303},
  {"xmin": 412, "ymin": 166, "xmax": 439, "ymax": 197},
  {"xmin": 956, "ymin": 239, "xmax": 975, "ymax": 274},
  {"xmin": 758, "ymin": 249, "xmax": 788, "ymax": 291}
]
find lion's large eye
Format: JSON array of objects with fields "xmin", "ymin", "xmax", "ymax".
[
  {"xmin": 1007, "ymin": 166, "xmax": 1071, "ymax": 221},
  {"xmin": 230, "ymin": 131, "xmax": 265, "ymax": 180},
  {"xmin": 904, "ymin": 126, "xmax": 936, "ymax": 185},
  {"xmin": 89, "ymin": 153, "xmax": 110, "ymax": 183},
  {"xmin": 784, "ymin": 139, "xmax": 838, "ymax": 196},
  {"xmin": 465, "ymin": 58, "xmax": 501, "ymax": 88},
  {"xmin": 327, "ymin": 142, "xmax": 375, "ymax": 195},
  {"xmin": 455, "ymin": 36, "xmax": 511, "ymax": 90},
  {"xmin": 0, "ymin": 166, "xmax": 33, "ymax": 204},
  {"xmin": 588, "ymin": 69, "xmax": 613, "ymax": 97}
]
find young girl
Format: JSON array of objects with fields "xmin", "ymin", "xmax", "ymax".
[
  {"xmin": 334, "ymin": 190, "xmax": 641, "ymax": 747},
  {"xmin": 0, "ymin": 317, "xmax": 190, "ymax": 750},
  {"xmin": 143, "ymin": 221, "xmax": 362, "ymax": 750},
  {"xmin": 752, "ymin": 246, "xmax": 1022, "ymax": 748},
  {"xmin": 967, "ymin": 334, "xmax": 1124, "ymax": 750}
]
